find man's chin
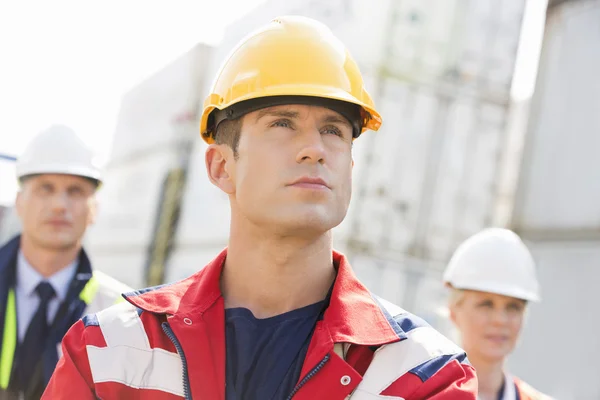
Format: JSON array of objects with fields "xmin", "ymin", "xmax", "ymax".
[
  {"xmin": 278, "ymin": 215, "xmax": 341, "ymax": 236},
  {"xmin": 38, "ymin": 235, "xmax": 79, "ymax": 251}
]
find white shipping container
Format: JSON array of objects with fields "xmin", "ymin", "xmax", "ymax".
[
  {"xmin": 337, "ymin": 78, "xmax": 511, "ymax": 262},
  {"xmin": 87, "ymin": 150, "xmax": 181, "ymax": 287},
  {"xmin": 382, "ymin": 0, "xmax": 523, "ymax": 100},
  {"xmin": 506, "ymin": 2, "xmax": 600, "ymax": 398},
  {"xmin": 109, "ymin": 44, "xmax": 212, "ymax": 163},
  {"xmin": 512, "ymin": 0, "xmax": 600, "ymax": 236},
  {"xmin": 203, "ymin": 0, "xmax": 391, "ymax": 83},
  {"xmin": 204, "ymin": 0, "xmax": 524, "ymax": 97},
  {"xmin": 86, "ymin": 44, "xmax": 213, "ymax": 288}
]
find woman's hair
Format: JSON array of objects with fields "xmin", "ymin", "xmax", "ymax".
[{"xmin": 447, "ymin": 287, "xmax": 529, "ymax": 310}]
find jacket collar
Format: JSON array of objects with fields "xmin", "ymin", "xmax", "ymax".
[
  {"xmin": 0, "ymin": 235, "xmax": 95, "ymax": 352},
  {"xmin": 0, "ymin": 235, "xmax": 21, "ymax": 282},
  {"xmin": 16, "ymin": 250, "xmax": 79, "ymax": 301},
  {"xmin": 1, "ymin": 234, "xmax": 94, "ymax": 292},
  {"xmin": 125, "ymin": 248, "xmax": 404, "ymax": 346}
]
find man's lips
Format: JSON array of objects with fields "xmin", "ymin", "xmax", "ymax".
[
  {"xmin": 288, "ymin": 176, "xmax": 331, "ymax": 189},
  {"xmin": 46, "ymin": 219, "xmax": 71, "ymax": 226}
]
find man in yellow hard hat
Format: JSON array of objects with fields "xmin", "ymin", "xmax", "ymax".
[
  {"xmin": 43, "ymin": 16, "xmax": 477, "ymax": 399},
  {"xmin": 0, "ymin": 125, "xmax": 131, "ymax": 400}
]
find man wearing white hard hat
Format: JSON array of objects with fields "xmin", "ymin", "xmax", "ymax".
[
  {"xmin": 443, "ymin": 228, "xmax": 552, "ymax": 400},
  {"xmin": 0, "ymin": 125, "xmax": 131, "ymax": 400}
]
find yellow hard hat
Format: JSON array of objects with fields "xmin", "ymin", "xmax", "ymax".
[{"xmin": 200, "ymin": 15, "xmax": 382, "ymax": 144}]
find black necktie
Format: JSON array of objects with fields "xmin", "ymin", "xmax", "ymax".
[{"xmin": 18, "ymin": 281, "xmax": 56, "ymax": 389}]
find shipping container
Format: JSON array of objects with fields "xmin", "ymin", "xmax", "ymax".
[
  {"xmin": 512, "ymin": 0, "xmax": 600, "ymax": 238},
  {"xmin": 85, "ymin": 43, "xmax": 213, "ymax": 288},
  {"xmin": 507, "ymin": 2, "xmax": 600, "ymax": 399}
]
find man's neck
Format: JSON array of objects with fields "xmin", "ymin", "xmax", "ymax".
[
  {"xmin": 19, "ymin": 236, "xmax": 80, "ymax": 278},
  {"xmin": 466, "ymin": 351, "xmax": 505, "ymax": 400},
  {"xmin": 222, "ymin": 226, "xmax": 336, "ymax": 319}
]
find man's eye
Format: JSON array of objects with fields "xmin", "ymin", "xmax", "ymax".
[
  {"xmin": 323, "ymin": 126, "xmax": 342, "ymax": 136},
  {"xmin": 69, "ymin": 187, "xmax": 84, "ymax": 197},
  {"xmin": 271, "ymin": 120, "xmax": 292, "ymax": 128},
  {"xmin": 39, "ymin": 184, "xmax": 53, "ymax": 194},
  {"xmin": 508, "ymin": 303, "xmax": 524, "ymax": 312}
]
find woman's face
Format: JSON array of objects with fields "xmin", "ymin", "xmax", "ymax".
[{"xmin": 450, "ymin": 290, "xmax": 526, "ymax": 362}]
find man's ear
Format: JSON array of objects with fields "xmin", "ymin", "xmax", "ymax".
[
  {"xmin": 449, "ymin": 305, "xmax": 459, "ymax": 325},
  {"xmin": 87, "ymin": 197, "xmax": 98, "ymax": 226},
  {"xmin": 206, "ymin": 144, "xmax": 236, "ymax": 195},
  {"xmin": 15, "ymin": 190, "xmax": 23, "ymax": 219}
]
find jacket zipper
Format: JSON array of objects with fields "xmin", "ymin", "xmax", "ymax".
[
  {"xmin": 285, "ymin": 354, "xmax": 330, "ymax": 400},
  {"xmin": 162, "ymin": 322, "xmax": 192, "ymax": 400}
]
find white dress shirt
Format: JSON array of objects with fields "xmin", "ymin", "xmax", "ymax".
[{"xmin": 15, "ymin": 251, "xmax": 78, "ymax": 341}]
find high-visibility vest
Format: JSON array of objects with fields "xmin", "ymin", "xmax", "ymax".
[{"xmin": 0, "ymin": 270, "xmax": 128, "ymax": 389}]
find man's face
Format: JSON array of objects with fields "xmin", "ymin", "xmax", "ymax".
[
  {"xmin": 210, "ymin": 104, "xmax": 355, "ymax": 236},
  {"xmin": 16, "ymin": 174, "xmax": 97, "ymax": 251}
]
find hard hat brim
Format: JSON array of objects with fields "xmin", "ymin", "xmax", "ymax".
[
  {"xmin": 201, "ymin": 85, "xmax": 382, "ymax": 144},
  {"xmin": 211, "ymin": 95, "xmax": 365, "ymax": 139},
  {"xmin": 445, "ymin": 280, "xmax": 541, "ymax": 303},
  {"xmin": 17, "ymin": 164, "xmax": 102, "ymax": 186}
]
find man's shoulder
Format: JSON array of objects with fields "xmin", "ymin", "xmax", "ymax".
[
  {"xmin": 373, "ymin": 295, "xmax": 458, "ymax": 346},
  {"xmin": 370, "ymin": 295, "xmax": 468, "ymax": 377},
  {"xmin": 81, "ymin": 299, "xmax": 142, "ymax": 330},
  {"xmin": 79, "ymin": 299, "xmax": 170, "ymax": 347},
  {"xmin": 0, "ymin": 235, "xmax": 20, "ymax": 265},
  {"xmin": 81, "ymin": 280, "xmax": 180, "ymax": 338},
  {"xmin": 353, "ymin": 296, "xmax": 476, "ymax": 398}
]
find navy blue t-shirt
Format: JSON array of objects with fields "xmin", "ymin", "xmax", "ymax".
[{"xmin": 225, "ymin": 300, "xmax": 325, "ymax": 400}]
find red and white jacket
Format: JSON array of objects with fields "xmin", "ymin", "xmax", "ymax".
[{"xmin": 42, "ymin": 250, "xmax": 477, "ymax": 399}]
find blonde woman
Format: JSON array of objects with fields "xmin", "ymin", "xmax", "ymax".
[{"xmin": 443, "ymin": 228, "xmax": 552, "ymax": 400}]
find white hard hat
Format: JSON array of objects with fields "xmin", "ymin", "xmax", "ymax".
[
  {"xmin": 16, "ymin": 124, "xmax": 102, "ymax": 183},
  {"xmin": 443, "ymin": 228, "xmax": 541, "ymax": 302}
]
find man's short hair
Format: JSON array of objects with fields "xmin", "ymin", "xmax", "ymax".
[{"xmin": 214, "ymin": 118, "xmax": 242, "ymax": 158}]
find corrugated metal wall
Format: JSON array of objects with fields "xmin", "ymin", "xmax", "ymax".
[
  {"xmin": 507, "ymin": 2, "xmax": 600, "ymax": 398},
  {"xmin": 339, "ymin": 0, "xmax": 525, "ymax": 263}
]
